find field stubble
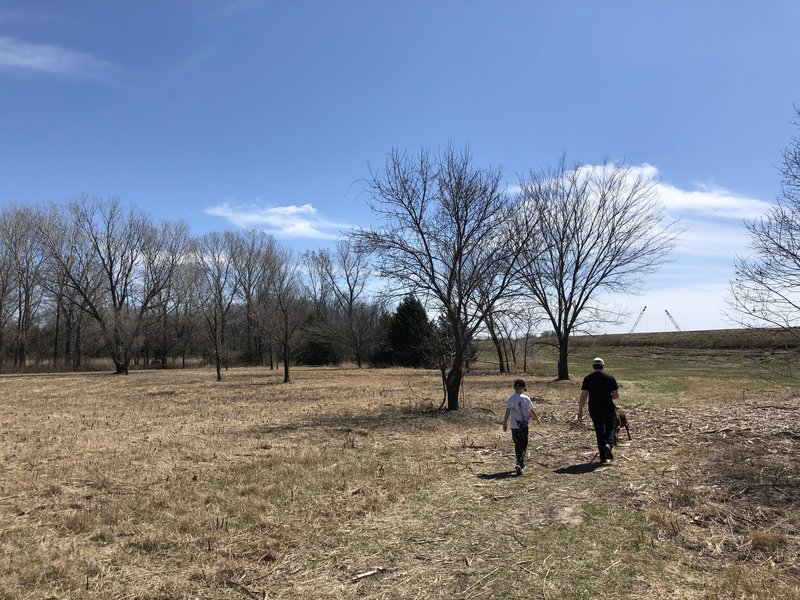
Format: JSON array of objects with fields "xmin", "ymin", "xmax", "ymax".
[{"xmin": 0, "ymin": 356, "xmax": 798, "ymax": 599}]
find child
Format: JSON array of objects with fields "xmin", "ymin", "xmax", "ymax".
[{"xmin": 502, "ymin": 378, "xmax": 540, "ymax": 475}]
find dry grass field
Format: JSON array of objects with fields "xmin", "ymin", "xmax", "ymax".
[{"xmin": 1, "ymin": 347, "xmax": 798, "ymax": 599}]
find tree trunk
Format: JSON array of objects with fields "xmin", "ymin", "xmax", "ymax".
[
  {"xmin": 493, "ymin": 336, "xmax": 505, "ymax": 374},
  {"xmin": 523, "ymin": 334, "xmax": 530, "ymax": 373},
  {"xmin": 486, "ymin": 318, "xmax": 505, "ymax": 374},
  {"xmin": 73, "ymin": 321, "xmax": 82, "ymax": 371},
  {"xmin": 282, "ymin": 344, "xmax": 290, "ymax": 383},
  {"xmin": 557, "ymin": 336, "xmax": 570, "ymax": 380},
  {"xmin": 444, "ymin": 342, "xmax": 466, "ymax": 410},
  {"xmin": 214, "ymin": 348, "xmax": 222, "ymax": 382},
  {"xmin": 114, "ymin": 359, "xmax": 129, "ymax": 375},
  {"xmin": 445, "ymin": 365, "xmax": 463, "ymax": 410},
  {"xmin": 52, "ymin": 297, "xmax": 61, "ymax": 370}
]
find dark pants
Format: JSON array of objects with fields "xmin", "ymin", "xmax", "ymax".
[
  {"xmin": 590, "ymin": 408, "xmax": 616, "ymax": 461},
  {"xmin": 512, "ymin": 426, "xmax": 529, "ymax": 468}
]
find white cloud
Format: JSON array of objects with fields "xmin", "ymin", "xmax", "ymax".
[
  {"xmin": 656, "ymin": 181, "xmax": 771, "ymax": 220},
  {"xmin": 0, "ymin": 36, "xmax": 113, "ymax": 78},
  {"xmin": 204, "ymin": 201, "xmax": 351, "ymax": 240},
  {"xmin": 606, "ymin": 164, "xmax": 771, "ymax": 220},
  {"xmin": 673, "ymin": 218, "xmax": 749, "ymax": 258},
  {"xmin": 514, "ymin": 162, "xmax": 772, "ymax": 221}
]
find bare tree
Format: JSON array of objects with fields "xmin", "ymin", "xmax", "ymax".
[
  {"xmin": 38, "ymin": 197, "xmax": 189, "ymax": 374},
  {"xmin": 265, "ymin": 246, "xmax": 309, "ymax": 383},
  {"xmin": 321, "ymin": 240, "xmax": 380, "ymax": 367},
  {"xmin": 0, "ymin": 209, "xmax": 18, "ymax": 372},
  {"xmin": 302, "ymin": 249, "xmax": 334, "ymax": 322},
  {"xmin": 193, "ymin": 232, "xmax": 241, "ymax": 382},
  {"xmin": 352, "ymin": 147, "xmax": 531, "ymax": 410},
  {"xmin": 518, "ymin": 158, "xmax": 680, "ymax": 380},
  {"xmin": 171, "ymin": 261, "xmax": 203, "ymax": 369},
  {"xmin": 0, "ymin": 206, "xmax": 46, "ymax": 369},
  {"xmin": 230, "ymin": 230, "xmax": 279, "ymax": 364},
  {"xmin": 728, "ymin": 108, "xmax": 800, "ymax": 335}
]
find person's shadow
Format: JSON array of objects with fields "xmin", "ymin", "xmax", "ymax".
[
  {"xmin": 477, "ymin": 470, "xmax": 519, "ymax": 480},
  {"xmin": 554, "ymin": 462, "xmax": 601, "ymax": 474}
]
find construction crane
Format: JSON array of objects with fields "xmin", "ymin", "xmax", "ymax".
[
  {"xmin": 664, "ymin": 309, "xmax": 681, "ymax": 331},
  {"xmin": 629, "ymin": 306, "xmax": 647, "ymax": 333}
]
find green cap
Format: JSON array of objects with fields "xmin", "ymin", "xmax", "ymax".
[{"xmin": 592, "ymin": 357, "xmax": 605, "ymax": 366}]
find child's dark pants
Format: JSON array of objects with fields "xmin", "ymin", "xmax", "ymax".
[{"xmin": 512, "ymin": 426, "xmax": 529, "ymax": 468}]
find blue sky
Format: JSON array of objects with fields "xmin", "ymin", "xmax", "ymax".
[{"xmin": 1, "ymin": 1, "xmax": 799, "ymax": 333}]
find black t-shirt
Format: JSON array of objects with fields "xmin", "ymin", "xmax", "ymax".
[{"xmin": 581, "ymin": 370, "xmax": 619, "ymax": 413}]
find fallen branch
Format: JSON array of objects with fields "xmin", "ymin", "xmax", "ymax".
[
  {"xmin": 602, "ymin": 559, "xmax": 622, "ymax": 573},
  {"xmin": 352, "ymin": 567, "xmax": 384, "ymax": 582}
]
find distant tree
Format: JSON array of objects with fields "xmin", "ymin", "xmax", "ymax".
[
  {"xmin": 298, "ymin": 249, "xmax": 340, "ymax": 365},
  {"xmin": 0, "ymin": 206, "xmax": 46, "ymax": 369},
  {"xmin": 728, "ymin": 108, "xmax": 800, "ymax": 335},
  {"xmin": 353, "ymin": 147, "xmax": 531, "ymax": 409},
  {"xmin": 171, "ymin": 262, "xmax": 203, "ymax": 368},
  {"xmin": 0, "ymin": 209, "xmax": 17, "ymax": 372},
  {"xmin": 193, "ymin": 232, "xmax": 241, "ymax": 382},
  {"xmin": 517, "ymin": 158, "xmax": 680, "ymax": 380},
  {"xmin": 265, "ymin": 247, "xmax": 310, "ymax": 383},
  {"xmin": 321, "ymin": 241, "xmax": 381, "ymax": 367},
  {"xmin": 38, "ymin": 197, "xmax": 189, "ymax": 374},
  {"xmin": 368, "ymin": 311, "xmax": 395, "ymax": 367},
  {"xmin": 230, "ymin": 230, "xmax": 279, "ymax": 364},
  {"xmin": 389, "ymin": 295, "xmax": 433, "ymax": 367}
]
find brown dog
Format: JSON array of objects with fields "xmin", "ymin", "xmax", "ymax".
[{"xmin": 614, "ymin": 408, "xmax": 631, "ymax": 444}]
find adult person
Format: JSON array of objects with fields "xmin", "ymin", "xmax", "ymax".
[{"xmin": 577, "ymin": 357, "xmax": 619, "ymax": 464}]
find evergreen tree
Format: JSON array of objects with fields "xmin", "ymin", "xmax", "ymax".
[{"xmin": 389, "ymin": 295, "xmax": 432, "ymax": 367}]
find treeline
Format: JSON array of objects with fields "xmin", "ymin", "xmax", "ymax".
[
  {"xmin": 1, "ymin": 147, "xmax": 686, "ymax": 399},
  {"xmin": 0, "ymin": 199, "xmax": 514, "ymax": 379}
]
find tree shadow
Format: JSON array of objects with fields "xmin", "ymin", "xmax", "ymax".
[
  {"xmin": 477, "ymin": 470, "xmax": 519, "ymax": 480},
  {"xmin": 554, "ymin": 462, "xmax": 601, "ymax": 475}
]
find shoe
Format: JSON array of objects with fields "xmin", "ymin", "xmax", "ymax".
[
  {"xmin": 599, "ymin": 459, "xmax": 608, "ymax": 465},
  {"xmin": 604, "ymin": 444, "xmax": 614, "ymax": 460},
  {"xmin": 515, "ymin": 465, "xmax": 522, "ymax": 476}
]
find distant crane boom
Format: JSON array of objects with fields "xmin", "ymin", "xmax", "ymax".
[
  {"xmin": 629, "ymin": 306, "xmax": 647, "ymax": 333},
  {"xmin": 664, "ymin": 309, "xmax": 681, "ymax": 331}
]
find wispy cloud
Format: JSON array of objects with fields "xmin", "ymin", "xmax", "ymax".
[
  {"xmin": 672, "ymin": 218, "xmax": 749, "ymax": 258},
  {"xmin": 0, "ymin": 36, "xmax": 114, "ymax": 79},
  {"xmin": 205, "ymin": 201, "xmax": 351, "ymax": 240},
  {"xmin": 657, "ymin": 181, "xmax": 771, "ymax": 220}
]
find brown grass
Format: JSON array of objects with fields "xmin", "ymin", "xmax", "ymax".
[{"xmin": 1, "ymin": 356, "xmax": 798, "ymax": 599}]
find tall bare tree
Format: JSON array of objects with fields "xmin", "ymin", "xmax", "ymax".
[
  {"xmin": 193, "ymin": 232, "xmax": 241, "ymax": 382},
  {"xmin": 38, "ymin": 197, "xmax": 189, "ymax": 374},
  {"xmin": 230, "ymin": 230, "xmax": 279, "ymax": 364},
  {"xmin": 265, "ymin": 246, "xmax": 309, "ymax": 383},
  {"xmin": 0, "ymin": 209, "xmax": 18, "ymax": 372},
  {"xmin": 517, "ymin": 158, "xmax": 680, "ymax": 380},
  {"xmin": 0, "ymin": 206, "xmax": 46, "ymax": 369},
  {"xmin": 728, "ymin": 108, "xmax": 800, "ymax": 334},
  {"xmin": 320, "ymin": 240, "xmax": 380, "ymax": 367},
  {"xmin": 353, "ymin": 147, "xmax": 531, "ymax": 410},
  {"xmin": 171, "ymin": 261, "xmax": 202, "ymax": 369}
]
